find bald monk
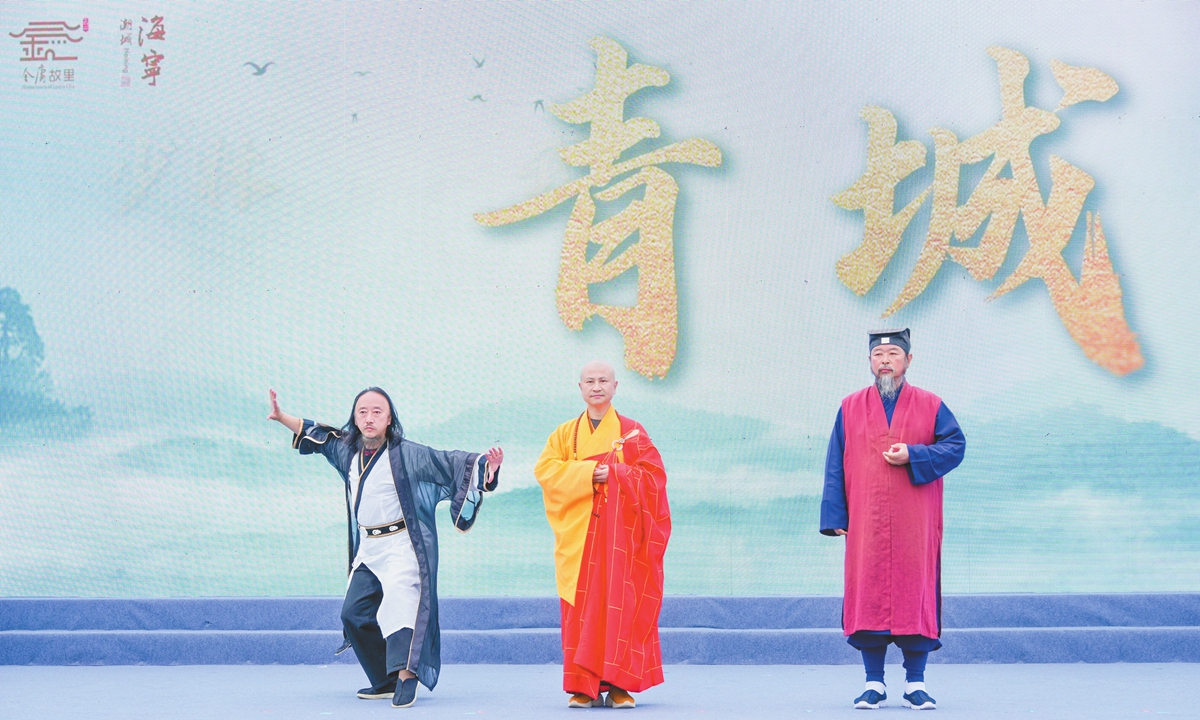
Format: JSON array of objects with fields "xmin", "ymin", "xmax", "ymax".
[{"xmin": 534, "ymin": 361, "xmax": 672, "ymax": 709}]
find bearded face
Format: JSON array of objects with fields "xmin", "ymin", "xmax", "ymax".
[
  {"xmin": 875, "ymin": 371, "xmax": 900, "ymax": 399},
  {"xmin": 871, "ymin": 345, "xmax": 910, "ymax": 399}
]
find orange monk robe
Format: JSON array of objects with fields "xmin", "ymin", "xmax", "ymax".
[{"xmin": 534, "ymin": 406, "xmax": 671, "ymax": 697}]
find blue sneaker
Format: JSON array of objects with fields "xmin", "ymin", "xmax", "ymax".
[
  {"xmin": 854, "ymin": 689, "xmax": 887, "ymax": 709},
  {"xmin": 392, "ymin": 677, "xmax": 418, "ymax": 708},
  {"xmin": 902, "ymin": 689, "xmax": 937, "ymax": 710}
]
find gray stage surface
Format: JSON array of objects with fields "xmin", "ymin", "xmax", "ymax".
[{"xmin": 0, "ymin": 663, "xmax": 1191, "ymax": 719}]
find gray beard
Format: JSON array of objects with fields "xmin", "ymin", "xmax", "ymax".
[
  {"xmin": 875, "ymin": 373, "xmax": 902, "ymax": 400},
  {"xmin": 362, "ymin": 436, "xmax": 385, "ymax": 450}
]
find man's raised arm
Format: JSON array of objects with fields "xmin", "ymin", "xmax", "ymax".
[{"xmin": 267, "ymin": 388, "xmax": 303, "ymax": 436}]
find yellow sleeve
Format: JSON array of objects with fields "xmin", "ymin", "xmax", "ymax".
[{"xmin": 533, "ymin": 421, "xmax": 596, "ymax": 603}]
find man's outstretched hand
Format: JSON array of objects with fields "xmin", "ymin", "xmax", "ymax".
[
  {"xmin": 485, "ymin": 447, "xmax": 504, "ymax": 485},
  {"xmin": 267, "ymin": 389, "xmax": 302, "ymax": 435},
  {"xmin": 268, "ymin": 389, "xmax": 283, "ymax": 422},
  {"xmin": 485, "ymin": 446, "xmax": 504, "ymax": 468}
]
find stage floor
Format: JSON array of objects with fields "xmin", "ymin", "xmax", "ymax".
[{"xmin": 0, "ymin": 663, "xmax": 1190, "ymax": 719}]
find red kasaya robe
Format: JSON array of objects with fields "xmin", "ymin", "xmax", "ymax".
[
  {"xmin": 534, "ymin": 407, "xmax": 671, "ymax": 697},
  {"xmin": 841, "ymin": 384, "xmax": 944, "ymax": 639}
]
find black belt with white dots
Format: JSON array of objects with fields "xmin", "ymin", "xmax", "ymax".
[{"xmin": 360, "ymin": 519, "xmax": 407, "ymax": 537}]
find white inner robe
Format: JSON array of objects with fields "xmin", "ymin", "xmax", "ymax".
[{"xmin": 349, "ymin": 446, "xmax": 421, "ymax": 639}]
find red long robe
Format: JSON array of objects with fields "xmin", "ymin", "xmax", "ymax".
[
  {"xmin": 841, "ymin": 384, "xmax": 944, "ymax": 639},
  {"xmin": 535, "ymin": 409, "xmax": 671, "ymax": 698}
]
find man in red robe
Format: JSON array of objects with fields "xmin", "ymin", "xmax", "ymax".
[
  {"xmin": 534, "ymin": 361, "xmax": 672, "ymax": 709},
  {"xmin": 821, "ymin": 329, "xmax": 966, "ymax": 711}
]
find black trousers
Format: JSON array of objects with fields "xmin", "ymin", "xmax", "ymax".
[{"xmin": 341, "ymin": 564, "xmax": 415, "ymax": 690}]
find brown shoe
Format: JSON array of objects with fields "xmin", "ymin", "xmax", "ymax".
[
  {"xmin": 568, "ymin": 692, "xmax": 601, "ymax": 708},
  {"xmin": 606, "ymin": 687, "xmax": 635, "ymax": 708}
]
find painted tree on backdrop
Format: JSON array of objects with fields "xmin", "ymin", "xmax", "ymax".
[{"xmin": 0, "ymin": 287, "xmax": 89, "ymax": 431}]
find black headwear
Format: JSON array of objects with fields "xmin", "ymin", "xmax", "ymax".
[{"xmin": 869, "ymin": 328, "xmax": 911, "ymax": 354}]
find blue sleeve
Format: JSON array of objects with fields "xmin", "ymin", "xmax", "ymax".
[
  {"xmin": 906, "ymin": 403, "xmax": 966, "ymax": 486},
  {"xmin": 405, "ymin": 442, "xmax": 493, "ymax": 533},
  {"xmin": 820, "ymin": 409, "xmax": 849, "ymax": 536},
  {"xmin": 293, "ymin": 419, "xmax": 352, "ymax": 482}
]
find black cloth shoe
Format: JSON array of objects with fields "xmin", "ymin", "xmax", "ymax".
[
  {"xmin": 854, "ymin": 688, "xmax": 887, "ymax": 709},
  {"xmin": 392, "ymin": 677, "xmax": 419, "ymax": 708},
  {"xmin": 357, "ymin": 679, "xmax": 397, "ymax": 699},
  {"xmin": 902, "ymin": 689, "xmax": 937, "ymax": 710}
]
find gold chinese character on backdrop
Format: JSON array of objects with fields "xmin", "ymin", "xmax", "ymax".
[
  {"xmin": 834, "ymin": 46, "xmax": 1143, "ymax": 376},
  {"xmin": 475, "ymin": 36, "xmax": 721, "ymax": 379}
]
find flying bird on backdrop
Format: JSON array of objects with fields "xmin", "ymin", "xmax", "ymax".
[
  {"xmin": 243, "ymin": 62, "xmax": 275, "ymax": 76},
  {"xmin": 470, "ymin": 94, "xmax": 487, "ymax": 102},
  {"xmin": 353, "ymin": 70, "xmax": 371, "ymax": 77},
  {"xmin": 473, "ymin": 56, "xmax": 486, "ymax": 68},
  {"xmin": 533, "ymin": 99, "xmax": 544, "ymax": 112}
]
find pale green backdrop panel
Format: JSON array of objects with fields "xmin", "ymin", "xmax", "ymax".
[{"xmin": 0, "ymin": 1, "xmax": 1196, "ymax": 596}]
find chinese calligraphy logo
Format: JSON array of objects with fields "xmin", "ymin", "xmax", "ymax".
[
  {"xmin": 10, "ymin": 20, "xmax": 84, "ymax": 88},
  {"xmin": 834, "ymin": 46, "xmax": 1142, "ymax": 376},
  {"xmin": 9, "ymin": 21, "xmax": 81, "ymax": 62},
  {"xmin": 475, "ymin": 37, "xmax": 721, "ymax": 379}
]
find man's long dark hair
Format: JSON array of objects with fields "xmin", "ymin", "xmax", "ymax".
[{"xmin": 341, "ymin": 386, "xmax": 404, "ymax": 448}]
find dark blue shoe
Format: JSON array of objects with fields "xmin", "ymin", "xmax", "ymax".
[
  {"xmin": 902, "ymin": 689, "xmax": 936, "ymax": 710},
  {"xmin": 392, "ymin": 677, "xmax": 418, "ymax": 708},
  {"xmin": 357, "ymin": 678, "xmax": 396, "ymax": 699},
  {"xmin": 854, "ymin": 689, "xmax": 887, "ymax": 709}
]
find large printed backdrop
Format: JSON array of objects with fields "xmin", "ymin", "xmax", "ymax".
[{"xmin": 1, "ymin": 1, "xmax": 1197, "ymax": 597}]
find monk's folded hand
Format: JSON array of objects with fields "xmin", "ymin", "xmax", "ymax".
[
  {"xmin": 592, "ymin": 463, "xmax": 609, "ymax": 482},
  {"xmin": 882, "ymin": 442, "xmax": 909, "ymax": 465}
]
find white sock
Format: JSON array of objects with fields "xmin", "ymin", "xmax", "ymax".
[
  {"xmin": 865, "ymin": 681, "xmax": 886, "ymax": 694},
  {"xmin": 905, "ymin": 681, "xmax": 926, "ymax": 694}
]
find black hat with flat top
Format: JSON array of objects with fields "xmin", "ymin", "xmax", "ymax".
[{"xmin": 869, "ymin": 328, "xmax": 910, "ymax": 354}]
